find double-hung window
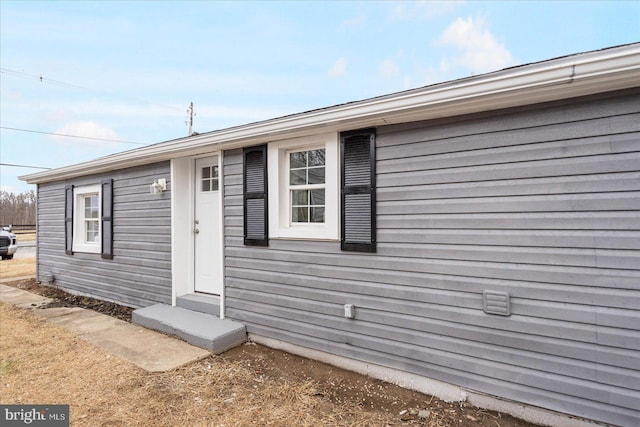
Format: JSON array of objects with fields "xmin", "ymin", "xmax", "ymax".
[
  {"xmin": 82, "ymin": 193, "xmax": 100, "ymax": 243},
  {"xmin": 72, "ymin": 185, "xmax": 102, "ymax": 253},
  {"xmin": 246, "ymin": 128, "xmax": 375, "ymax": 249},
  {"xmin": 268, "ymin": 133, "xmax": 339, "ymax": 240},
  {"xmin": 64, "ymin": 179, "xmax": 113, "ymax": 258}
]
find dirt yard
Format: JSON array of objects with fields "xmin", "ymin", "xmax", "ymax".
[
  {"xmin": 1, "ymin": 259, "xmax": 538, "ymax": 426},
  {"xmin": 13, "ymin": 231, "xmax": 36, "ymax": 242},
  {"xmin": 0, "ymin": 256, "xmax": 36, "ymax": 279}
]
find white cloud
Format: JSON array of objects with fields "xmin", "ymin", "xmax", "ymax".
[
  {"xmin": 437, "ymin": 16, "xmax": 514, "ymax": 74},
  {"xmin": 379, "ymin": 59, "xmax": 400, "ymax": 77},
  {"xmin": 53, "ymin": 121, "xmax": 119, "ymax": 146},
  {"xmin": 328, "ymin": 58, "xmax": 347, "ymax": 78},
  {"xmin": 340, "ymin": 15, "xmax": 366, "ymax": 30}
]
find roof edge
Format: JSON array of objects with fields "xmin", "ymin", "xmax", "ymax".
[{"xmin": 21, "ymin": 43, "xmax": 640, "ymax": 184}]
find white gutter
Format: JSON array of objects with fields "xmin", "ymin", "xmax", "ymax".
[{"xmin": 20, "ymin": 43, "xmax": 640, "ymax": 184}]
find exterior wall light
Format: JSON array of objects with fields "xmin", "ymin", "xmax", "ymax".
[{"xmin": 150, "ymin": 178, "xmax": 167, "ymax": 194}]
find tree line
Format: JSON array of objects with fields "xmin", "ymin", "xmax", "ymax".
[{"xmin": 0, "ymin": 190, "xmax": 36, "ymax": 226}]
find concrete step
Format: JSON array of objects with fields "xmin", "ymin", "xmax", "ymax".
[
  {"xmin": 176, "ymin": 293, "xmax": 220, "ymax": 316},
  {"xmin": 132, "ymin": 304, "xmax": 246, "ymax": 354}
]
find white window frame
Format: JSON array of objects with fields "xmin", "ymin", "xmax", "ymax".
[
  {"xmin": 72, "ymin": 185, "xmax": 101, "ymax": 254},
  {"xmin": 268, "ymin": 133, "xmax": 339, "ymax": 240}
]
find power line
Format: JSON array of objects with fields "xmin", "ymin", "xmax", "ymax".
[
  {"xmin": 0, "ymin": 163, "xmax": 51, "ymax": 170},
  {"xmin": 0, "ymin": 126, "xmax": 147, "ymax": 145},
  {"xmin": 1, "ymin": 67, "xmax": 184, "ymax": 112},
  {"xmin": 0, "ymin": 67, "xmax": 88, "ymax": 90}
]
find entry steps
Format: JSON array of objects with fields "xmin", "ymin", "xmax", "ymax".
[
  {"xmin": 132, "ymin": 302, "xmax": 246, "ymax": 354},
  {"xmin": 176, "ymin": 293, "xmax": 220, "ymax": 316}
]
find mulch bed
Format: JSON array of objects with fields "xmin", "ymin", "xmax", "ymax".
[{"xmin": 6, "ymin": 278, "xmax": 134, "ymax": 322}]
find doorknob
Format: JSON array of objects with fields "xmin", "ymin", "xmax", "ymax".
[
  {"xmin": 193, "ymin": 228, "xmax": 200, "ymax": 234},
  {"xmin": 194, "ymin": 220, "xmax": 199, "ymax": 225}
]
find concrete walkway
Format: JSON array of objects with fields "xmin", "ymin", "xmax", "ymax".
[{"xmin": 0, "ymin": 284, "xmax": 211, "ymax": 372}]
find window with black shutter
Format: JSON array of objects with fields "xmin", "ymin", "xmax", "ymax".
[
  {"xmin": 64, "ymin": 181, "xmax": 113, "ymax": 258},
  {"xmin": 341, "ymin": 128, "xmax": 376, "ymax": 252},
  {"xmin": 243, "ymin": 145, "xmax": 269, "ymax": 246}
]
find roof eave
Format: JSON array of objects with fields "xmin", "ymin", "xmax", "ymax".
[{"xmin": 20, "ymin": 43, "xmax": 640, "ymax": 184}]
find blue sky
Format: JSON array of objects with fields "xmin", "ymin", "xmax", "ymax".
[{"xmin": 1, "ymin": 1, "xmax": 638, "ymax": 193}]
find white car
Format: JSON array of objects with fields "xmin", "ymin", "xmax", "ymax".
[{"xmin": 0, "ymin": 228, "xmax": 18, "ymax": 260}]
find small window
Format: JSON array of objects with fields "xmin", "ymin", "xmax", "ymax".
[
  {"xmin": 201, "ymin": 166, "xmax": 219, "ymax": 192},
  {"xmin": 72, "ymin": 185, "xmax": 101, "ymax": 253},
  {"xmin": 267, "ymin": 133, "xmax": 339, "ymax": 240},
  {"xmin": 289, "ymin": 149, "xmax": 326, "ymax": 224}
]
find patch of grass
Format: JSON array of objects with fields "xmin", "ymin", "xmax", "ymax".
[
  {"xmin": 14, "ymin": 232, "xmax": 36, "ymax": 242},
  {"xmin": 0, "ymin": 358, "xmax": 19, "ymax": 376},
  {"xmin": 0, "ymin": 257, "xmax": 35, "ymax": 279}
]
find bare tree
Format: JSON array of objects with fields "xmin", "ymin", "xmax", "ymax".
[{"xmin": 0, "ymin": 190, "xmax": 36, "ymax": 226}]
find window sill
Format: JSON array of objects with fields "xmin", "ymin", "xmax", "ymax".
[
  {"xmin": 271, "ymin": 225, "xmax": 338, "ymax": 241},
  {"xmin": 270, "ymin": 236, "xmax": 340, "ymax": 243},
  {"xmin": 72, "ymin": 244, "xmax": 101, "ymax": 254}
]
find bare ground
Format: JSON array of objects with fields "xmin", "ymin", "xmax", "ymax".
[
  {"xmin": 0, "ymin": 256, "xmax": 36, "ymax": 280},
  {"xmin": 1, "ymin": 260, "xmax": 538, "ymax": 426},
  {"xmin": 13, "ymin": 231, "xmax": 36, "ymax": 242}
]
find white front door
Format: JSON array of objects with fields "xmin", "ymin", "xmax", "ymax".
[{"xmin": 194, "ymin": 156, "xmax": 222, "ymax": 295}]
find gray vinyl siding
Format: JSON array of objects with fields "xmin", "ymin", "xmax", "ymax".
[
  {"xmin": 37, "ymin": 161, "xmax": 172, "ymax": 308},
  {"xmin": 224, "ymin": 89, "xmax": 640, "ymax": 426}
]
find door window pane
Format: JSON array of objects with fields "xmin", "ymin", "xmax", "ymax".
[{"xmin": 201, "ymin": 165, "xmax": 219, "ymax": 192}]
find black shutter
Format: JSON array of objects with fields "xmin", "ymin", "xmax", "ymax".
[
  {"xmin": 101, "ymin": 179, "xmax": 114, "ymax": 259},
  {"xmin": 341, "ymin": 128, "xmax": 376, "ymax": 252},
  {"xmin": 64, "ymin": 184, "xmax": 74, "ymax": 255},
  {"xmin": 243, "ymin": 145, "xmax": 268, "ymax": 246}
]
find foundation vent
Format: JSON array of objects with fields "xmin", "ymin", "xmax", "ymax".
[{"xmin": 483, "ymin": 291, "xmax": 511, "ymax": 316}]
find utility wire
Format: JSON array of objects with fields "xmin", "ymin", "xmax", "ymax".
[
  {"xmin": 0, "ymin": 126, "xmax": 147, "ymax": 145},
  {"xmin": 1, "ymin": 67, "xmax": 88, "ymax": 90},
  {"xmin": 1, "ymin": 67, "xmax": 184, "ymax": 112},
  {"xmin": 0, "ymin": 163, "xmax": 51, "ymax": 170}
]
